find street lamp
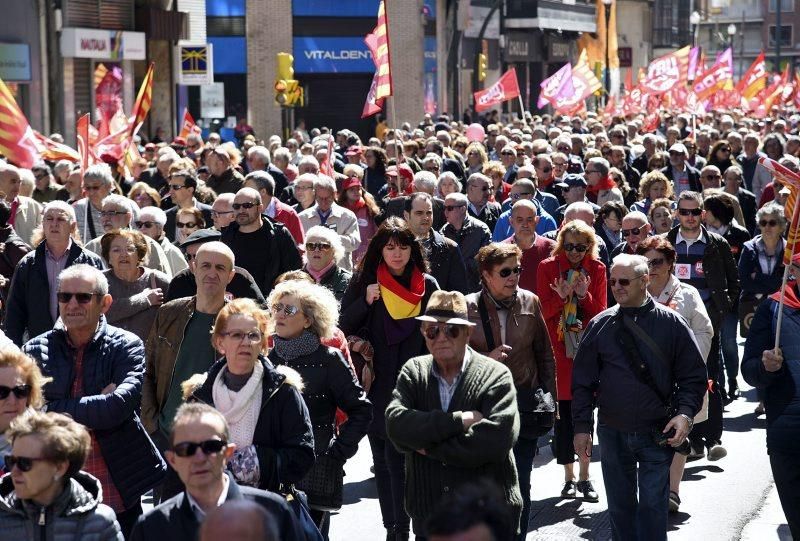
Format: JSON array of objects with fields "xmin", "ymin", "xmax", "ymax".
[
  {"xmin": 690, "ymin": 11, "xmax": 701, "ymax": 48},
  {"xmin": 602, "ymin": 0, "xmax": 612, "ymax": 105},
  {"xmin": 727, "ymin": 23, "xmax": 736, "ymax": 50}
]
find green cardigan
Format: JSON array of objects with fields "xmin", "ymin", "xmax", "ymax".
[{"xmin": 385, "ymin": 347, "xmax": 522, "ymax": 534}]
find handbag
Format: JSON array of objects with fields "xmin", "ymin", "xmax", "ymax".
[
  {"xmin": 738, "ymin": 294, "xmax": 762, "ymax": 338},
  {"xmin": 296, "ymin": 453, "xmax": 344, "ymax": 511},
  {"xmin": 346, "ymin": 300, "xmax": 376, "ymax": 393},
  {"xmin": 276, "ymin": 455, "xmax": 324, "ymax": 541}
]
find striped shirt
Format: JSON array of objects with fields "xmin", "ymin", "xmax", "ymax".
[{"xmin": 430, "ymin": 351, "xmax": 470, "ymax": 411}]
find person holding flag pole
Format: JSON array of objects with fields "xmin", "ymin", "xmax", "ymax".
[{"xmin": 742, "ymin": 156, "xmax": 800, "ymax": 539}]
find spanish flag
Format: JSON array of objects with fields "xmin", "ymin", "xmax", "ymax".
[{"xmin": 378, "ymin": 262, "xmax": 424, "ymax": 320}]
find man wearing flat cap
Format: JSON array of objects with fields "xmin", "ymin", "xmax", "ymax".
[{"xmin": 385, "ymin": 290, "xmax": 522, "ymax": 538}]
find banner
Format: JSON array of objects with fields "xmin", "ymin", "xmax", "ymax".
[
  {"xmin": 0, "ymin": 77, "xmax": 39, "ymax": 168},
  {"xmin": 537, "ymin": 63, "xmax": 574, "ymax": 108},
  {"xmin": 641, "ymin": 46, "xmax": 691, "ymax": 94},
  {"xmin": 178, "ymin": 108, "xmax": 202, "ymax": 139},
  {"xmin": 553, "ymin": 51, "xmax": 602, "ymax": 113},
  {"xmin": 473, "ymin": 68, "xmax": 521, "ymax": 112},
  {"xmin": 692, "ymin": 62, "xmax": 730, "ymax": 102},
  {"xmin": 737, "ymin": 52, "xmax": 767, "ymax": 100}
]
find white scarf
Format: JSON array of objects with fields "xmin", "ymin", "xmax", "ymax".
[{"xmin": 212, "ymin": 362, "xmax": 264, "ymax": 447}]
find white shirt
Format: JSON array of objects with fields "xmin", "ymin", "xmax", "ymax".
[
  {"xmin": 265, "ymin": 197, "xmax": 278, "ymax": 219},
  {"xmin": 186, "ymin": 473, "xmax": 229, "ymax": 521},
  {"xmin": 675, "ymin": 229, "xmax": 707, "ymax": 250}
]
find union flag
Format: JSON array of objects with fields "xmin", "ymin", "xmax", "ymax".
[{"xmin": 0, "ymin": 78, "xmax": 40, "ymax": 168}]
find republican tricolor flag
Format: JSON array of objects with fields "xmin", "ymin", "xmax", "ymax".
[{"xmin": 0, "ymin": 78, "xmax": 41, "ymax": 168}]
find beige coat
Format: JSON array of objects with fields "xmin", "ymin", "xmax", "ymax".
[{"xmin": 11, "ymin": 196, "xmax": 41, "ymax": 246}]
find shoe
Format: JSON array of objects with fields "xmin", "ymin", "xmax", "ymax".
[
  {"xmin": 395, "ymin": 530, "xmax": 409, "ymax": 541},
  {"xmin": 729, "ymin": 384, "xmax": 740, "ymax": 400},
  {"xmin": 577, "ymin": 480, "xmax": 599, "ymax": 502},
  {"xmin": 669, "ymin": 491, "xmax": 681, "ymax": 513},
  {"xmin": 561, "ymin": 480, "xmax": 577, "ymax": 498},
  {"xmin": 686, "ymin": 444, "xmax": 705, "ymax": 462},
  {"xmin": 755, "ymin": 403, "xmax": 765, "ymax": 415},
  {"xmin": 708, "ymin": 444, "xmax": 727, "ymax": 461}
]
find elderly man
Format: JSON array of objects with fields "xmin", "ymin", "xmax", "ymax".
[
  {"xmin": 500, "ymin": 145, "xmax": 519, "ymax": 183},
  {"xmin": 206, "ymin": 146, "xmax": 245, "ymax": 194},
  {"xmin": 247, "ymin": 145, "xmax": 288, "ymax": 198},
  {"xmin": 441, "ymin": 192, "xmax": 491, "ymax": 293},
  {"xmin": 0, "ymin": 161, "xmax": 42, "ymax": 246},
  {"xmin": 74, "ymin": 164, "xmax": 128, "ymax": 244},
  {"xmin": 466, "ymin": 173, "xmax": 501, "ymax": 232},
  {"xmin": 135, "ymin": 206, "xmax": 189, "ymax": 276},
  {"xmin": 211, "ymin": 193, "xmax": 236, "ymax": 230},
  {"xmin": 585, "ymin": 157, "xmax": 623, "ymax": 205},
  {"xmin": 221, "ymin": 187, "xmax": 301, "ymax": 295},
  {"xmin": 3, "ymin": 201, "xmax": 104, "ymax": 346},
  {"xmin": 244, "ymin": 170, "xmax": 304, "ymax": 246},
  {"xmin": 699, "ymin": 165, "xmax": 723, "ymax": 191},
  {"xmin": 662, "ymin": 143, "xmax": 701, "ymax": 197},
  {"xmin": 610, "ymin": 211, "xmax": 651, "ymax": 258},
  {"xmin": 139, "ymin": 150, "xmax": 178, "ymax": 193},
  {"xmin": 737, "ymin": 133, "xmax": 771, "ymax": 197},
  {"xmin": 163, "ymin": 168, "xmax": 213, "ymax": 241},
  {"xmin": 385, "ymin": 290, "xmax": 522, "ymax": 538},
  {"xmin": 84, "ymin": 194, "xmax": 171, "ymax": 275},
  {"xmin": 723, "ymin": 165, "xmax": 757, "ymax": 234},
  {"xmin": 31, "ymin": 163, "xmax": 69, "ymax": 204},
  {"xmin": 297, "ymin": 176, "xmax": 360, "ymax": 270},
  {"xmin": 492, "ymin": 179, "xmax": 557, "ymax": 241},
  {"xmin": 514, "ymin": 164, "xmax": 560, "ymax": 216},
  {"xmin": 504, "ymin": 200, "xmax": 556, "ymax": 293},
  {"xmin": 23, "ymin": 264, "xmax": 166, "ymax": 535},
  {"xmin": 572, "ymin": 254, "xmax": 706, "ymax": 541},
  {"xmin": 132, "ymin": 403, "xmax": 302, "ymax": 541}
]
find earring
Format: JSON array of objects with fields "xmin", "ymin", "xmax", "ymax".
[{"xmin": 53, "ymin": 474, "xmax": 61, "ymax": 482}]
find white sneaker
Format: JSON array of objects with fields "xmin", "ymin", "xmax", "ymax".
[{"xmin": 708, "ymin": 444, "xmax": 727, "ymax": 461}]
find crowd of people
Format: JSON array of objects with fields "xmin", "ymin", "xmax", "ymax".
[{"xmin": 0, "ymin": 107, "xmax": 798, "ymax": 541}]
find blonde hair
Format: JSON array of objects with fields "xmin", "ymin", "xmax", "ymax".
[
  {"xmin": 639, "ymin": 170, "xmax": 674, "ymax": 201},
  {"xmin": 553, "ymin": 220, "xmax": 599, "ymax": 260},
  {"xmin": 0, "ymin": 348, "xmax": 51, "ymax": 410},
  {"xmin": 7, "ymin": 412, "xmax": 91, "ymax": 479},
  {"xmin": 211, "ymin": 298, "xmax": 271, "ymax": 354},
  {"xmin": 266, "ymin": 280, "xmax": 339, "ymax": 340}
]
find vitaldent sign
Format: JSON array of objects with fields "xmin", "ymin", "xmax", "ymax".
[
  {"xmin": 293, "ymin": 37, "xmax": 375, "ymax": 74},
  {"xmin": 60, "ymin": 28, "xmax": 146, "ymax": 60}
]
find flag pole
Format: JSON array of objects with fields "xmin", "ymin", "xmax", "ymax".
[
  {"xmin": 517, "ymin": 94, "xmax": 529, "ymax": 128},
  {"xmin": 774, "ymin": 194, "xmax": 800, "ymax": 350}
]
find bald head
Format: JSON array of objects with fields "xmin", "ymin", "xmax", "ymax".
[
  {"xmin": 195, "ymin": 241, "xmax": 235, "ymax": 269},
  {"xmin": 199, "ymin": 500, "xmax": 279, "ymax": 541}
]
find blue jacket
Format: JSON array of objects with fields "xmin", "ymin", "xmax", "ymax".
[
  {"xmin": 491, "ymin": 205, "xmax": 557, "ymax": 242},
  {"xmin": 23, "ymin": 317, "xmax": 166, "ymax": 509},
  {"xmin": 742, "ymin": 294, "xmax": 800, "ymax": 455}
]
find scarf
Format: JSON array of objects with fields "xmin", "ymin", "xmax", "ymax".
[
  {"xmin": 378, "ymin": 262, "xmax": 424, "ymax": 319},
  {"xmin": 345, "ymin": 198, "xmax": 366, "ymax": 213},
  {"xmin": 556, "ymin": 268, "xmax": 585, "ymax": 343},
  {"xmin": 306, "ymin": 261, "xmax": 335, "ymax": 283},
  {"xmin": 538, "ymin": 175, "xmax": 555, "ymax": 189},
  {"xmin": 272, "ymin": 329, "xmax": 320, "ymax": 361},
  {"xmin": 212, "ymin": 361, "xmax": 264, "ymax": 447},
  {"xmin": 587, "ymin": 174, "xmax": 617, "ymax": 195},
  {"xmin": 770, "ymin": 283, "xmax": 800, "ymax": 310}
]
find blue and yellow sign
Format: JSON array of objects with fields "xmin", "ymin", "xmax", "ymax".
[{"xmin": 175, "ymin": 43, "xmax": 214, "ymax": 85}]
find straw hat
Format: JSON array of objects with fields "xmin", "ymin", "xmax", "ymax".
[{"xmin": 415, "ymin": 291, "xmax": 475, "ymax": 327}]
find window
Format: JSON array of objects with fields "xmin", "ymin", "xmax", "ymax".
[
  {"xmin": 769, "ymin": 0, "xmax": 793, "ymax": 12},
  {"xmin": 652, "ymin": 0, "xmax": 691, "ymax": 48},
  {"xmin": 769, "ymin": 25, "xmax": 792, "ymax": 47}
]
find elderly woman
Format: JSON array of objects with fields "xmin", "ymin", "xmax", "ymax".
[
  {"xmin": 340, "ymin": 217, "xmax": 439, "ymax": 541},
  {"xmin": 632, "ymin": 171, "xmax": 673, "ymax": 214},
  {"xmin": 174, "ymin": 207, "xmax": 204, "ymax": 245},
  {"xmin": 483, "ymin": 160, "xmax": 511, "ymax": 204},
  {"xmin": 0, "ymin": 349, "xmax": 51, "ymax": 474},
  {"xmin": 128, "ymin": 182, "xmax": 162, "ymax": 209},
  {"xmin": 536, "ymin": 220, "xmax": 607, "ymax": 502},
  {"xmin": 337, "ymin": 169, "xmax": 381, "ymax": 265},
  {"xmin": 0, "ymin": 411, "xmax": 122, "ymax": 539},
  {"xmin": 267, "ymin": 281, "xmax": 372, "ymax": 532},
  {"xmin": 466, "ymin": 243, "xmax": 556, "ymax": 541},
  {"xmin": 465, "ymin": 141, "xmax": 488, "ymax": 177},
  {"xmin": 436, "ymin": 171, "xmax": 461, "ymax": 198},
  {"xmin": 303, "ymin": 226, "xmax": 352, "ymax": 301},
  {"xmin": 101, "ymin": 230, "xmax": 170, "ymax": 341},
  {"xmin": 594, "ymin": 201, "xmax": 627, "ymax": 252},
  {"xmin": 648, "ymin": 197, "xmax": 675, "ymax": 235},
  {"xmin": 291, "ymin": 173, "xmax": 317, "ymax": 213},
  {"xmin": 190, "ymin": 298, "xmax": 315, "ymax": 494},
  {"xmin": 636, "ymin": 236, "xmax": 713, "ymax": 513}
]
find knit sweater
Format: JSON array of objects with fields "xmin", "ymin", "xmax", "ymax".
[
  {"xmin": 385, "ymin": 348, "xmax": 522, "ymax": 534},
  {"xmin": 104, "ymin": 268, "xmax": 171, "ymax": 342}
]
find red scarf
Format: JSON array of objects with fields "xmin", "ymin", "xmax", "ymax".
[
  {"xmin": 587, "ymin": 174, "xmax": 617, "ymax": 196},
  {"xmin": 769, "ymin": 283, "xmax": 800, "ymax": 310},
  {"xmin": 345, "ymin": 198, "xmax": 366, "ymax": 213},
  {"xmin": 539, "ymin": 175, "xmax": 555, "ymax": 189},
  {"xmin": 7, "ymin": 198, "xmax": 19, "ymax": 227},
  {"xmin": 377, "ymin": 262, "xmax": 425, "ymax": 320}
]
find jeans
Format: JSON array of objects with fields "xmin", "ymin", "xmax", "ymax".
[
  {"xmin": 597, "ymin": 424, "xmax": 674, "ymax": 541},
  {"xmin": 770, "ymin": 450, "xmax": 800, "ymax": 539},
  {"xmin": 513, "ymin": 437, "xmax": 538, "ymax": 541},
  {"xmin": 368, "ymin": 434, "xmax": 409, "ymax": 533},
  {"xmin": 721, "ymin": 312, "xmax": 740, "ymax": 391}
]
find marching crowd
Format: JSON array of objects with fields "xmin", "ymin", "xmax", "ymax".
[{"xmin": 0, "ymin": 107, "xmax": 798, "ymax": 541}]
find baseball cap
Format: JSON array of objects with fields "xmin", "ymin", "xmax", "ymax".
[
  {"xmin": 342, "ymin": 177, "xmax": 362, "ymax": 191},
  {"xmin": 669, "ymin": 143, "xmax": 689, "ymax": 157},
  {"xmin": 180, "ymin": 228, "xmax": 222, "ymax": 249},
  {"xmin": 556, "ymin": 174, "xmax": 588, "ymax": 190}
]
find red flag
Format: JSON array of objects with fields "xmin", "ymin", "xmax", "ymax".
[
  {"xmin": 736, "ymin": 52, "xmax": 767, "ymax": 100},
  {"xmin": 320, "ymin": 136, "xmax": 335, "ymax": 177},
  {"xmin": 641, "ymin": 46, "xmax": 691, "ymax": 95},
  {"xmin": 76, "ymin": 114, "xmax": 93, "ymax": 182},
  {"xmin": 760, "ymin": 157, "xmax": 800, "ymax": 263},
  {"xmin": 624, "ymin": 68, "xmax": 634, "ymax": 92},
  {"xmin": 642, "ymin": 111, "xmax": 661, "ymax": 133},
  {"xmin": 362, "ymin": 71, "xmax": 384, "ymax": 118},
  {"xmin": 473, "ymin": 68, "xmax": 521, "ymax": 112},
  {"xmin": 33, "ymin": 131, "xmax": 80, "ymax": 162},
  {"xmin": 0, "ymin": 78, "xmax": 40, "ymax": 168},
  {"xmin": 178, "ymin": 108, "xmax": 201, "ymax": 139},
  {"xmin": 692, "ymin": 62, "xmax": 730, "ymax": 102}
]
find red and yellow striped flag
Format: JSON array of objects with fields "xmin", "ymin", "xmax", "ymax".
[
  {"xmin": 367, "ymin": 0, "xmax": 392, "ymax": 100},
  {"xmin": 0, "ymin": 78, "xmax": 40, "ymax": 168},
  {"xmin": 128, "ymin": 62, "xmax": 154, "ymax": 138},
  {"xmin": 759, "ymin": 157, "xmax": 800, "ymax": 263}
]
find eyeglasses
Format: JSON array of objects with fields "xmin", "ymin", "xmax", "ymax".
[
  {"xmin": 169, "ymin": 184, "xmax": 186, "ymax": 191},
  {"xmin": 678, "ymin": 208, "xmax": 702, "ymax": 216},
  {"xmin": 56, "ymin": 292, "xmax": 99, "ymax": 304},
  {"xmin": 470, "ymin": 185, "xmax": 491, "ymax": 192},
  {"xmin": 585, "ymin": 169, "xmax": 598, "ymax": 174},
  {"xmin": 501, "ymin": 151, "xmax": 515, "ymax": 156},
  {"xmin": 294, "ymin": 185, "xmax": 313, "ymax": 192},
  {"xmin": 421, "ymin": 324, "xmax": 463, "ymax": 340},
  {"xmin": 647, "ymin": 257, "xmax": 666, "ymax": 268},
  {"xmin": 539, "ymin": 167, "xmax": 552, "ymax": 173},
  {"xmin": 702, "ymin": 174, "xmax": 721, "ymax": 180},
  {"xmin": 509, "ymin": 192, "xmax": 533, "ymax": 201},
  {"xmin": 444, "ymin": 204, "xmax": 466, "ymax": 212},
  {"xmin": 0, "ymin": 385, "xmax": 31, "ymax": 400},
  {"xmin": 306, "ymin": 242, "xmax": 331, "ymax": 252},
  {"xmin": 212, "ymin": 210, "xmax": 234, "ymax": 218},
  {"xmin": 609, "ymin": 274, "xmax": 645, "ymax": 287},
  {"xmin": 110, "ymin": 246, "xmax": 137, "ymax": 255},
  {"xmin": 176, "ymin": 221, "xmax": 198, "ymax": 229},
  {"xmin": 668, "ymin": 151, "xmax": 685, "ymax": 156},
  {"xmin": 221, "ymin": 330, "xmax": 263, "ymax": 343},
  {"xmin": 4, "ymin": 455, "xmax": 48, "ymax": 472},
  {"xmin": 621, "ymin": 227, "xmax": 643, "ymax": 238},
  {"xmin": 496, "ymin": 266, "xmax": 522, "ymax": 278},
  {"xmin": 760, "ymin": 219, "xmax": 779, "ymax": 227},
  {"xmin": 271, "ymin": 302, "xmax": 300, "ymax": 317},
  {"xmin": 135, "ymin": 221, "xmax": 157, "ymax": 229},
  {"xmin": 232, "ymin": 202, "xmax": 257, "ymax": 210},
  {"xmin": 83, "ymin": 185, "xmax": 103, "ymax": 192},
  {"xmin": 100, "ymin": 210, "xmax": 128, "ymax": 218},
  {"xmin": 172, "ymin": 439, "xmax": 228, "ymax": 458},
  {"xmin": 563, "ymin": 243, "xmax": 588, "ymax": 253},
  {"xmin": 34, "ymin": 173, "xmax": 49, "ymax": 180}
]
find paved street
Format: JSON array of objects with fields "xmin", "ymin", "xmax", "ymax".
[{"xmin": 330, "ymin": 360, "xmax": 789, "ymax": 540}]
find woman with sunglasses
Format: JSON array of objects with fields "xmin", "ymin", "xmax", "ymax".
[
  {"xmin": 536, "ymin": 220, "xmax": 607, "ymax": 503},
  {"xmin": 0, "ymin": 411, "xmax": 122, "ymax": 540},
  {"xmin": 174, "ymin": 207, "xmax": 205, "ymax": 245},
  {"xmin": 707, "ymin": 140, "xmax": 734, "ymax": 174},
  {"xmin": 635, "ymin": 236, "xmax": 713, "ymax": 513},
  {"xmin": 465, "ymin": 141, "xmax": 488, "ymax": 178},
  {"xmin": 267, "ymin": 281, "xmax": 372, "ymax": 534},
  {"xmin": 190, "ymin": 298, "xmax": 315, "ymax": 494},
  {"xmin": 340, "ymin": 217, "xmax": 439, "ymax": 541},
  {"xmin": 101, "ymin": 230, "xmax": 170, "ymax": 341},
  {"xmin": 466, "ymin": 243, "xmax": 556, "ymax": 541},
  {"xmin": 301, "ymin": 228, "xmax": 350, "ymax": 304},
  {"xmin": 594, "ymin": 201, "xmax": 627, "ymax": 253},
  {"xmin": 337, "ymin": 168, "xmax": 381, "ymax": 265}
]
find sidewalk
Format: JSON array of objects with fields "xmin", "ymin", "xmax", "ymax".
[{"xmin": 740, "ymin": 483, "xmax": 792, "ymax": 540}]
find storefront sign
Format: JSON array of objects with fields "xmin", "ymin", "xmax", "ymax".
[
  {"xmin": 0, "ymin": 43, "xmax": 31, "ymax": 82},
  {"xmin": 293, "ymin": 37, "xmax": 376, "ymax": 73},
  {"xmin": 175, "ymin": 43, "xmax": 214, "ymax": 85},
  {"xmin": 60, "ymin": 28, "xmax": 146, "ymax": 60},
  {"xmin": 618, "ymin": 47, "xmax": 633, "ymax": 68},
  {"xmin": 505, "ymin": 33, "xmax": 538, "ymax": 62},
  {"xmin": 546, "ymin": 35, "xmax": 571, "ymax": 62},
  {"xmin": 200, "ymin": 82, "xmax": 225, "ymax": 118}
]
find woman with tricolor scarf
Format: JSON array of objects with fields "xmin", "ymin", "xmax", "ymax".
[
  {"xmin": 340, "ymin": 217, "xmax": 439, "ymax": 541},
  {"xmin": 536, "ymin": 220, "xmax": 607, "ymax": 503},
  {"xmin": 584, "ymin": 156, "xmax": 624, "ymax": 206}
]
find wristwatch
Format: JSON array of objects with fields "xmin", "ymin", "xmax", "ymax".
[{"xmin": 678, "ymin": 413, "xmax": 694, "ymax": 432}]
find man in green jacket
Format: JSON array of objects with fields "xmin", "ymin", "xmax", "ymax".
[{"xmin": 385, "ymin": 290, "xmax": 522, "ymax": 538}]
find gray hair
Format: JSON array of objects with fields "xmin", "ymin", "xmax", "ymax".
[
  {"xmin": 467, "ymin": 173, "xmax": 491, "ymax": 188},
  {"xmin": 305, "ymin": 225, "xmax": 345, "ymax": 263},
  {"xmin": 757, "ymin": 201, "xmax": 787, "ymax": 229},
  {"xmin": 54, "ymin": 160, "xmax": 73, "ymax": 176},
  {"xmin": 42, "ymin": 200, "xmax": 77, "ymax": 223},
  {"xmin": 437, "ymin": 171, "xmax": 461, "ymax": 193},
  {"xmin": 444, "ymin": 192, "xmax": 468, "ymax": 205},
  {"xmin": 422, "ymin": 153, "xmax": 442, "ymax": 169},
  {"xmin": 101, "ymin": 194, "xmax": 132, "ymax": 212},
  {"xmin": 83, "ymin": 164, "xmax": 114, "ymax": 187},
  {"xmin": 413, "ymin": 171, "xmax": 437, "ymax": 194},
  {"xmin": 623, "ymin": 210, "xmax": 649, "ymax": 225},
  {"xmin": 563, "ymin": 201, "xmax": 596, "ymax": 224},
  {"xmin": 57, "ymin": 264, "xmax": 109, "ymax": 296},
  {"xmin": 247, "ymin": 145, "xmax": 271, "ymax": 165},
  {"xmin": 273, "ymin": 147, "xmax": 292, "ymax": 164},
  {"xmin": 267, "ymin": 280, "xmax": 339, "ymax": 340},
  {"xmin": 313, "ymin": 175, "xmax": 336, "ymax": 193},
  {"xmin": 587, "ymin": 157, "xmax": 610, "ymax": 176},
  {"xmin": 297, "ymin": 155, "xmax": 320, "ymax": 173},
  {"xmin": 611, "ymin": 253, "xmax": 649, "ymax": 277},
  {"xmin": 139, "ymin": 206, "xmax": 167, "ymax": 227},
  {"xmin": 245, "ymin": 170, "xmax": 276, "ymax": 197}
]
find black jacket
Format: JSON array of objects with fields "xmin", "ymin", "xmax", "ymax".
[
  {"xmin": 571, "ymin": 298, "xmax": 707, "ymax": 433},
  {"xmin": 735, "ymin": 188, "xmax": 758, "ymax": 235},
  {"xmin": 0, "ymin": 226, "xmax": 30, "ymax": 305},
  {"xmin": 206, "ymin": 168, "xmax": 245, "ymax": 195},
  {"xmin": 130, "ymin": 472, "xmax": 303, "ymax": 541},
  {"xmin": 721, "ymin": 223, "xmax": 751, "ymax": 263},
  {"xmin": 423, "ymin": 230, "xmax": 468, "ymax": 293},
  {"xmin": 164, "ymin": 202, "xmax": 214, "ymax": 242},
  {"xmin": 191, "ymin": 356, "xmax": 315, "ymax": 492},
  {"xmin": 165, "ymin": 265, "xmax": 265, "ymax": 304},
  {"xmin": 660, "ymin": 164, "xmax": 702, "ymax": 193},
  {"xmin": 468, "ymin": 201, "xmax": 502, "ymax": 233},
  {"xmin": 314, "ymin": 265, "xmax": 352, "ymax": 302}
]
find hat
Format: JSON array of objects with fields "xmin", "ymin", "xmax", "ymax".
[
  {"xmin": 397, "ymin": 164, "xmax": 414, "ymax": 185},
  {"xmin": 669, "ymin": 143, "xmax": 689, "ymax": 157},
  {"xmin": 556, "ymin": 173, "xmax": 587, "ymax": 190},
  {"xmin": 385, "ymin": 165, "xmax": 398, "ymax": 177},
  {"xmin": 415, "ymin": 291, "xmax": 476, "ymax": 327},
  {"xmin": 144, "ymin": 143, "xmax": 156, "ymax": 150},
  {"xmin": 172, "ymin": 136, "xmax": 187, "ymax": 147},
  {"xmin": 180, "ymin": 228, "xmax": 222, "ymax": 249},
  {"xmin": 342, "ymin": 176, "xmax": 362, "ymax": 191},
  {"xmin": 345, "ymin": 146, "xmax": 362, "ymax": 156}
]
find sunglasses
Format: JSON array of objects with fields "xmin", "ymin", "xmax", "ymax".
[
  {"xmin": 509, "ymin": 192, "xmax": 533, "ymax": 201},
  {"xmin": 703, "ymin": 174, "xmax": 721, "ymax": 180},
  {"xmin": 135, "ymin": 221, "xmax": 157, "ymax": 229},
  {"xmin": 539, "ymin": 167, "xmax": 552, "ymax": 173},
  {"xmin": 678, "ymin": 208, "xmax": 702, "ymax": 216},
  {"xmin": 444, "ymin": 204, "xmax": 465, "ymax": 212},
  {"xmin": 176, "ymin": 221, "xmax": 198, "ymax": 229},
  {"xmin": 56, "ymin": 292, "xmax": 99, "ymax": 304},
  {"xmin": 306, "ymin": 242, "xmax": 331, "ymax": 252},
  {"xmin": 609, "ymin": 274, "xmax": 645, "ymax": 287},
  {"xmin": 271, "ymin": 302, "xmax": 300, "ymax": 317},
  {"xmin": 720, "ymin": 148, "xmax": 731, "ymax": 152},
  {"xmin": 497, "ymin": 266, "xmax": 522, "ymax": 278},
  {"xmin": 760, "ymin": 219, "xmax": 779, "ymax": 227},
  {"xmin": 4, "ymin": 455, "xmax": 48, "ymax": 472},
  {"xmin": 169, "ymin": 184, "xmax": 186, "ymax": 191},
  {"xmin": 470, "ymin": 185, "xmax": 491, "ymax": 192},
  {"xmin": 647, "ymin": 257, "xmax": 666, "ymax": 268},
  {"xmin": 221, "ymin": 330, "xmax": 263, "ymax": 343},
  {"xmin": 232, "ymin": 202, "xmax": 258, "ymax": 210},
  {"xmin": 621, "ymin": 227, "xmax": 643, "ymax": 238},
  {"xmin": 99, "ymin": 210, "xmax": 127, "ymax": 218},
  {"xmin": 0, "ymin": 385, "xmax": 31, "ymax": 400},
  {"xmin": 422, "ymin": 324, "xmax": 462, "ymax": 340},
  {"xmin": 212, "ymin": 210, "xmax": 234, "ymax": 217},
  {"xmin": 501, "ymin": 151, "xmax": 515, "ymax": 156},
  {"xmin": 172, "ymin": 439, "xmax": 228, "ymax": 458},
  {"xmin": 563, "ymin": 243, "xmax": 588, "ymax": 253}
]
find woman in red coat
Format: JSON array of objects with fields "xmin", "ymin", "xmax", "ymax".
[{"xmin": 536, "ymin": 219, "xmax": 607, "ymax": 503}]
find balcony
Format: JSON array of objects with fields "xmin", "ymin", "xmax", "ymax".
[{"xmin": 505, "ymin": 0, "xmax": 597, "ymax": 33}]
